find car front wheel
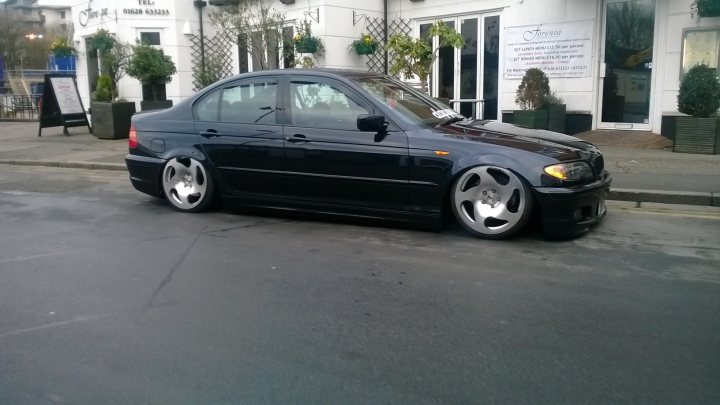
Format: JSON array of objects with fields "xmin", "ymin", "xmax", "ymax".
[
  {"xmin": 161, "ymin": 157, "xmax": 214, "ymax": 212},
  {"xmin": 451, "ymin": 166, "xmax": 532, "ymax": 239}
]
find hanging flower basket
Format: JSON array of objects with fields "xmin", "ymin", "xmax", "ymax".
[
  {"xmin": 293, "ymin": 20, "xmax": 323, "ymax": 56},
  {"xmin": 294, "ymin": 35, "xmax": 319, "ymax": 54},
  {"xmin": 351, "ymin": 34, "xmax": 379, "ymax": 55}
]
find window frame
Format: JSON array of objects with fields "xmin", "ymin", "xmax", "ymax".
[
  {"xmin": 285, "ymin": 75, "xmax": 376, "ymax": 131},
  {"xmin": 193, "ymin": 76, "xmax": 279, "ymax": 124},
  {"xmin": 139, "ymin": 31, "xmax": 162, "ymax": 46}
]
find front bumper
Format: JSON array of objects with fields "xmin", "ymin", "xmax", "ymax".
[
  {"xmin": 533, "ymin": 172, "xmax": 612, "ymax": 238},
  {"xmin": 125, "ymin": 154, "xmax": 166, "ymax": 198}
]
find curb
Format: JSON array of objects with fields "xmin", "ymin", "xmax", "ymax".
[
  {"xmin": 609, "ymin": 188, "xmax": 719, "ymax": 207},
  {"xmin": 0, "ymin": 159, "xmax": 127, "ymax": 172},
  {"xmin": 0, "ymin": 160, "xmax": 718, "ymax": 207}
]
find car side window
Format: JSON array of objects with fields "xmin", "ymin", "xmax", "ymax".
[
  {"xmin": 290, "ymin": 81, "xmax": 369, "ymax": 131},
  {"xmin": 194, "ymin": 89, "xmax": 221, "ymax": 121},
  {"xmin": 220, "ymin": 80, "xmax": 278, "ymax": 124}
]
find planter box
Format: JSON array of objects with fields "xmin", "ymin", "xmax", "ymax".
[
  {"xmin": 140, "ymin": 100, "xmax": 173, "ymax": 111},
  {"xmin": 513, "ymin": 110, "xmax": 548, "ymax": 130},
  {"xmin": 90, "ymin": 101, "xmax": 136, "ymax": 139},
  {"xmin": 544, "ymin": 104, "xmax": 566, "ymax": 133},
  {"xmin": 674, "ymin": 116, "xmax": 720, "ymax": 155}
]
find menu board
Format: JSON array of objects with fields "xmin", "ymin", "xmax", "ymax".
[{"xmin": 49, "ymin": 76, "xmax": 85, "ymax": 114}]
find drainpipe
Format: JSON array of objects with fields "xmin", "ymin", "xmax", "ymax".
[
  {"xmin": 383, "ymin": 0, "xmax": 388, "ymax": 74},
  {"xmin": 194, "ymin": 1, "xmax": 206, "ymax": 70}
]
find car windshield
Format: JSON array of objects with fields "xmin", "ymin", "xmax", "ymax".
[{"xmin": 349, "ymin": 75, "xmax": 465, "ymax": 128}]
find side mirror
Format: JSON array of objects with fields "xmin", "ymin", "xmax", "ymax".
[{"xmin": 357, "ymin": 114, "xmax": 387, "ymax": 133}]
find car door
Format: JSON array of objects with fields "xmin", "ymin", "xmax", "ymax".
[
  {"xmin": 194, "ymin": 76, "xmax": 285, "ymax": 200},
  {"xmin": 282, "ymin": 75, "xmax": 409, "ymax": 211}
]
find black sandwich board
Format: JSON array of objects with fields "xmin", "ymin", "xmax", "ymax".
[{"xmin": 37, "ymin": 73, "xmax": 91, "ymax": 137}]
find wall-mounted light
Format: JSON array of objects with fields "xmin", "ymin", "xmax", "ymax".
[{"xmin": 183, "ymin": 19, "xmax": 193, "ymax": 35}]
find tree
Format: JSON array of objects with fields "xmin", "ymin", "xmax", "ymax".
[
  {"xmin": 126, "ymin": 43, "xmax": 177, "ymax": 101},
  {"xmin": 386, "ymin": 21, "xmax": 465, "ymax": 94},
  {"xmin": 210, "ymin": 0, "xmax": 285, "ymax": 70}
]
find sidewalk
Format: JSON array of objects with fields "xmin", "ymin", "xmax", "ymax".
[{"xmin": 0, "ymin": 122, "xmax": 718, "ymax": 206}]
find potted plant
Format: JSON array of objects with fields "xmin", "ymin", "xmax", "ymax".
[
  {"xmin": 89, "ymin": 30, "xmax": 136, "ymax": 139},
  {"xmin": 543, "ymin": 91, "xmax": 566, "ymax": 133},
  {"xmin": 126, "ymin": 42, "xmax": 177, "ymax": 111},
  {"xmin": 50, "ymin": 36, "xmax": 75, "ymax": 71},
  {"xmin": 293, "ymin": 19, "xmax": 323, "ymax": 68},
  {"xmin": 513, "ymin": 68, "xmax": 550, "ymax": 129},
  {"xmin": 674, "ymin": 63, "xmax": 720, "ymax": 154},
  {"xmin": 386, "ymin": 21, "xmax": 464, "ymax": 94},
  {"xmin": 350, "ymin": 33, "xmax": 378, "ymax": 56}
]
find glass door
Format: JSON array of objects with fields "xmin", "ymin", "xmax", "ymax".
[
  {"xmin": 599, "ymin": 0, "xmax": 656, "ymax": 129},
  {"xmin": 420, "ymin": 13, "xmax": 500, "ymax": 120}
]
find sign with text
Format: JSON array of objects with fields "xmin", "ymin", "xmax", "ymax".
[
  {"xmin": 504, "ymin": 20, "xmax": 594, "ymax": 79},
  {"xmin": 49, "ymin": 76, "xmax": 84, "ymax": 115},
  {"xmin": 38, "ymin": 74, "xmax": 90, "ymax": 136}
]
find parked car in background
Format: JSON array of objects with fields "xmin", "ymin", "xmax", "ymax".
[{"xmin": 125, "ymin": 69, "xmax": 611, "ymax": 239}]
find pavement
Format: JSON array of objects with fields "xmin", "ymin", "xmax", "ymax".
[{"xmin": 0, "ymin": 121, "xmax": 718, "ymax": 206}]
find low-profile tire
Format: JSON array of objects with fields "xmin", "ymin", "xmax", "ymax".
[
  {"xmin": 450, "ymin": 166, "xmax": 533, "ymax": 239},
  {"xmin": 161, "ymin": 157, "xmax": 215, "ymax": 213}
]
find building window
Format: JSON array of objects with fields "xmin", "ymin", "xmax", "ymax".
[
  {"xmin": 60, "ymin": 11, "xmax": 65, "ymax": 19},
  {"xmin": 23, "ymin": 9, "xmax": 31, "ymax": 16},
  {"xmin": 140, "ymin": 32, "xmax": 161, "ymax": 46},
  {"xmin": 681, "ymin": 27, "xmax": 720, "ymax": 76}
]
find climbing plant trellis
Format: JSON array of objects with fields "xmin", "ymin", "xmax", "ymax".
[
  {"xmin": 362, "ymin": 16, "xmax": 411, "ymax": 75},
  {"xmin": 190, "ymin": 34, "xmax": 235, "ymax": 91}
]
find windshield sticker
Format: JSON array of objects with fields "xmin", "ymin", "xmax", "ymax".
[{"xmin": 432, "ymin": 109, "xmax": 457, "ymax": 119}]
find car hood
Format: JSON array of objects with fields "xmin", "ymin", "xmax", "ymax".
[{"xmin": 434, "ymin": 120, "xmax": 600, "ymax": 161}]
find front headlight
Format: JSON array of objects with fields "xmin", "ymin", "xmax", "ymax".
[{"xmin": 544, "ymin": 162, "xmax": 594, "ymax": 182}]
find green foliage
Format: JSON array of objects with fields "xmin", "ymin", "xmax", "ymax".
[
  {"xmin": 386, "ymin": 21, "xmax": 465, "ymax": 93},
  {"xmin": 126, "ymin": 43, "xmax": 177, "ymax": 86},
  {"xmin": 678, "ymin": 64, "xmax": 720, "ymax": 118},
  {"xmin": 91, "ymin": 29, "xmax": 116, "ymax": 55},
  {"xmin": 350, "ymin": 33, "xmax": 378, "ymax": 56},
  {"xmin": 515, "ymin": 68, "xmax": 550, "ymax": 110},
  {"xmin": 544, "ymin": 91, "xmax": 565, "ymax": 106},
  {"xmin": 50, "ymin": 37, "xmax": 74, "ymax": 57},
  {"xmin": 293, "ymin": 19, "xmax": 324, "ymax": 55},
  {"xmin": 193, "ymin": 52, "xmax": 229, "ymax": 89},
  {"xmin": 92, "ymin": 75, "xmax": 113, "ymax": 102}
]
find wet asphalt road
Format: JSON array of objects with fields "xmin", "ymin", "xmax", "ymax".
[{"xmin": 0, "ymin": 165, "xmax": 719, "ymax": 404}]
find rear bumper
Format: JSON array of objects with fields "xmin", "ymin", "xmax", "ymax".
[
  {"xmin": 533, "ymin": 173, "xmax": 612, "ymax": 238},
  {"xmin": 125, "ymin": 154, "xmax": 165, "ymax": 198}
]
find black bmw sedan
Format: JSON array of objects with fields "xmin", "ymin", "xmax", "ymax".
[{"xmin": 125, "ymin": 69, "xmax": 611, "ymax": 239}]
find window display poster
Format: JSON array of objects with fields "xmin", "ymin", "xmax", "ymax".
[{"xmin": 504, "ymin": 20, "xmax": 594, "ymax": 78}]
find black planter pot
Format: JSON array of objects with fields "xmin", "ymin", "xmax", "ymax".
[
  {"xmin": 674, "ymin": 116, "xmax": 720, "ymax": 155},
  {"xmin": 90, "ymin": 101, "xmax": 136, "ymax": 139},
  {"xmin": 543, "ymin": 104, "xmax": 566, "ymax": 133},
  {"xmin": 513, "ymin": 110, "xmax": 549, "ymax": 130},
  {"xmin": 140, "ymin": 100, "xmax": 173, "ymax": 111}
]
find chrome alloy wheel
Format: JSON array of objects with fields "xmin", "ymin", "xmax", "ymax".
[
  {"xmin": 162, "ymin": 157, "xmax": 213, "ymax": 212},
  {"xmin": 451, "ymin": 166, "xmax": 532, "ymax": 238}
]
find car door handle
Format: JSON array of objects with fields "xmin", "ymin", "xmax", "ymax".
[
  {"xmin": 286, "ymin": 134, "xmax": 309, "ymax": 144},
  {"xmin": 200, "ymin": 129, "xmax": 221, "ymax": 138}
]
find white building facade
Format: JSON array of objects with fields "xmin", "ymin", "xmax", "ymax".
[{"xmin": 70, "ymin": 0, "xmax": 720, "ymax": 136}]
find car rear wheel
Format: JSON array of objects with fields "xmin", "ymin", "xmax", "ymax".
[
  {"xmin": 161, "ymin": 157, "xmax": 214, "ymax": 212},
  {"xmin": 451, "ymin": 166, "xmax": 532, "ymax": 239}
]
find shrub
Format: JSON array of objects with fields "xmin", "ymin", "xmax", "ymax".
[
  {"xmin": 677, "ymin": 63, "xmax": 720, "ymax": 118},
  {"xmin": 515, "ymin": 68, "xmax": 550, "ymax": 111},
  {"xmin": 92, "ymin": 75, "xmax": 113, "ymax": 102},
  {"xmin": 50, "ymin": 37, "xmax": 74, "ymax": 57}
]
